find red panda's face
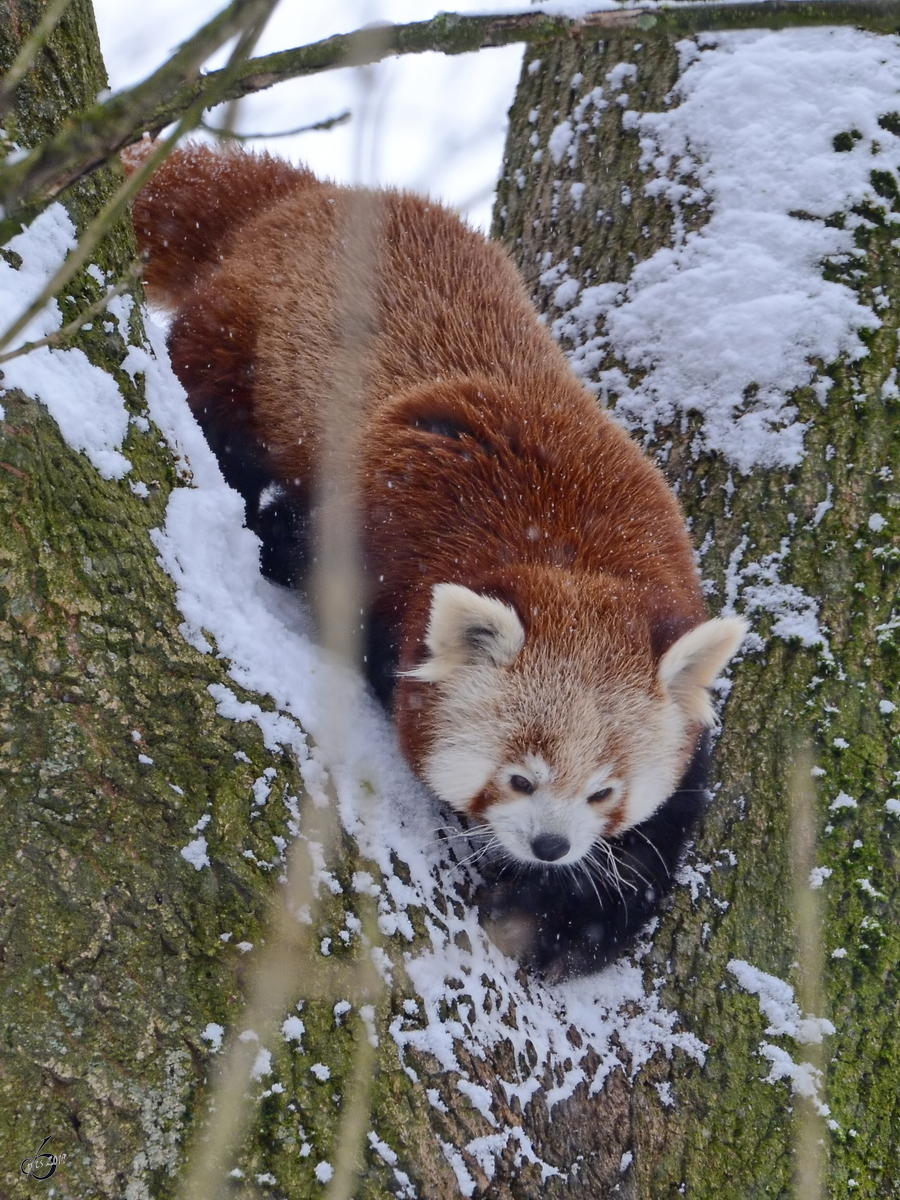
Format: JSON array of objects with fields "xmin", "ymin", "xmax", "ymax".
[{"xmin": 404, "ymin": 583, "xmax": 747, "ymax": 867}]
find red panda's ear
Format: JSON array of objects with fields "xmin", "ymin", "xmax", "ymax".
[
  {"xmin": 658, "ymin": 616, "xmax": 748, "ymax": 726},
  {"xmin": 407, "ymin": 584, "xmax": 525, "ymax": 682}
]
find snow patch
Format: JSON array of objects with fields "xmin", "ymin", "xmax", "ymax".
[
  {"xmin": 722, "ymin": 536, "xmax": 830, "ymax": 657},
  {"xmin": 282, "ymin": 1016, "xmax": 305, "ymax": 1044},
  {"xmin": 250, "ymin": 1048, "xmax": 272, "ymax": 1080},
  {"xmin": 759, "ymin": 1044, "xmax": 830, "ymax": 1116},
  {"xmin": 808, "ymin": 866, "xmax": 833, "ymax": 890},
  {"xmin": 728, "ymin": 959, "xmax": 835, "ymax": 1044},
  {"xmin": 0, "ymin": 204, "xmax": 132, "ymax": 478},
  {"xmin": 729, "ymin": 959, "xmax": 834, "ymax": 1115},
  {"xmin": 830, "ymin": 791, "xmax": 857, "ymax": 811},
  {"xmin": 200, "ymin": 1023, "xmax": 224, "ymax": 1052},
  {"xmin": 180, "ymin": 836, "xmax": 210, "ymax": 871},
  {"xmin": 548, "ymin": 119, "xmax": 574, "ymax": 167},
  {"xmin": 314, "ymin": 1162, "xmax": 333, "ymax": 1184},
  {"xmin": 553, "ymin": 28, "xmax": 899, "ymax": 472}
]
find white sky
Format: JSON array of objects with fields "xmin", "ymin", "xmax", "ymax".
[{"xmin": 92, "ymin": 1, "xmax": 529, "ymax": 229}]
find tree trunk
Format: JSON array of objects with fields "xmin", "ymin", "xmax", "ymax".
[
  {"xmin": 0, "ymin": 8, "xmax": 451, "ymax": 1199},
  {"xmin": 0, "ymin": 6, "xmax": 296, "ymax": 1197},
  {"xmin": 494, "ymin": 23, "xmax": 900, "ymax": 1200},
  {"xmin": 3, "ymin": 6, "xmax": 900, "ymax": 1200}
]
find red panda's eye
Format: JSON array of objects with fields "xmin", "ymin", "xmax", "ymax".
[
  {"xmin": 588, "ymin": 787, "xmax": 614, "ymax": 804},
  {"xmin": 509, "ymin": 774, "xmax": 535, "ymax": 795}
]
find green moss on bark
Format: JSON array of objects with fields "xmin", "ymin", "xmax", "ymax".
[
  {"xmin": 0, "ymin": 289, "xmax": 455, "ymax": 1200},
  {"xmin": 0, "ymin": 7, "xmax": 460, "ymax": 1198},
  {"xmin": 5, "ymin": 6, "xmax": 900, "ymax": 1196},
  {"xmin": 496, "ymin": 29, "xmax": 900, "ymax": 1200}
]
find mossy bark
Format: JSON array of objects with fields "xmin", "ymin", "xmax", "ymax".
[
  {"xmin": 495, "ymin": 28, "xmax": 900, "ymax": 1200},
  {"xmin": 5, "ymin": 6, "xmax": 900, "ymax": 1199},
  {"xmin": 0, "ymin": 7, "xmax": 458, "ymax": 1199}
]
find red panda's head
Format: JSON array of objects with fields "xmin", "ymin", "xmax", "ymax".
[{"xmin": 400, "ymin": 580, "xmax": 747, "ymax": 867}]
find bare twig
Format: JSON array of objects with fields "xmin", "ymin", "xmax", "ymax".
[
  {"xmin": 176, "ymin": 770, "xmax": 384, "ymax": 1200},
  {"xmin": 0, "ymin": 0, "xmax": 282, "ymax": 355},
  {"xmin": 310, "ymin": 97, "xmax": 388, "ymax": 1185},
  {"xmin": 790, "ymin": 750, "xmax": 828, "ymax": 1200},
  {"xmin": 310, "ymin": 188, "xmax": 377, "ymax": 668},
  {"xmin": 0, "ymin": 0, "xmax": 278, "ymax": 217},
  {"xmin": 208, "ymin": 0, "xmax": 272, "ymax": 136},
  {"xmin": 177, "ymin": 39, "xmax": 386, "ymax": 1198},
  {"xmin": 200, "ymin": 109, "xmax": 351, "ymax": 141},
  {"xmin": 324, "ymin": 973, "xmax": 381, "ymax": 1200},
  {"xmin": 0, "ymin": 0, "xmax": 73, "ymax": 118},
  {"xmin": 93, "ymin": 0, "xmax": 900, "ymax": 136},
  {"xmin": 132, "ymin": 0, "xmax": 900, "ymax": 143}
]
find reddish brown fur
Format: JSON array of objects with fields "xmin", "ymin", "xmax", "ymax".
[
  {"xmin": 128, "ymin": 145, "xmax": 708, "ymax": 776},
  {"xmin": 125, "ymin": 140, "xmax": 315, "ymax": 298}
]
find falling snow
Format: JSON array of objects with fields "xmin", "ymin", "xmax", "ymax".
[{"xmin": 6, "ymin": 20, "xmax": 897, "ymax": 1182}]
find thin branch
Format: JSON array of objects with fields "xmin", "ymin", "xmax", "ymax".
[
  {"xmin": 312, "ymin": 182, "xmax": 386, "ymax": 1200},
  {"xmin": 176, "ymin": 791, "xmax": 330, "ymax": 1200},
  {"xmin": 174, "ymin": 769, "xmax": 385, "ymax": 1200},
  {"xmin": 120, "ymin": 0, "xmax": 900, "ymax": 132},
  {"xmin": 0, "ymin": 0, "xmax": 73, "ymax": 118},
  {"xmin": 199, "ymin": 109, "xmax": 351, "ymax": 141},
  {"xmin": 323, "ymin": 967, "xmax": 381, "ymax": 1200},
  {"xmin": 207, "ymin": 2, "xmax": 272, "ymax": 138},
  {"xmin": 4, "ymin": 0, "xmax": 900, "ymax": 229},
  {"xmin": 790, "ymin": 749, "xmax": 829, "ymax": 1200}
]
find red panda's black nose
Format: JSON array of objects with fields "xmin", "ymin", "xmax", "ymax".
[{"xmin": 531, "ymin": 834, "xmax": 570, "ymax": 862}]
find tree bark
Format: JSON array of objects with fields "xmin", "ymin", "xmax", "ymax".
[
  {"xmin": 3, "ymin": 5, "xmax": 900, "ymax": 1200},
  {"xmin": 495, "ymin": 25, "xmax": 900, "ymax": 1200},
  {"xmin": 0, "ymin": 8, "xmax": 452, "ymax": 1199}
]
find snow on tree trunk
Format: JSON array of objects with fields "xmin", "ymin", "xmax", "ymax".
[
  {"xmin": 495, "ymin": 23, "xmax": 900, "ymax": 1199},
  {"xmin": 4, "ymin": 6, "xmax": 900, "ymax": 1200},
  {"xmin": 0, "ymin": 7, "xmax": 451, "ymax": 1199}
]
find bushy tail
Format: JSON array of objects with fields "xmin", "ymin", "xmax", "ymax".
[{"xmin": 124, "ymin": 139, "xmax": 314, "ymax": 307}]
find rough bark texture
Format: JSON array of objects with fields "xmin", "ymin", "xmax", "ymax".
[
  {"xmin": 495, "ymin": 28, "xmax": 900, "ymax": 1200},
  {"xmin": 3, "ymin": 5, "xmax": 900, "ymax": 1199},
  {"xmin": 0, "ymin": 7, "xmax": 455, "ymax": 1199}
]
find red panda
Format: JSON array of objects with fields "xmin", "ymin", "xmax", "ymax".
[{"xmin": 126, "ymin": 142, "xmax": 746, "ymax": 979}]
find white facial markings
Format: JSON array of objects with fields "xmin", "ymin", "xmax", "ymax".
[
  {"xmin": 620, "ymin": 754, "xmax": 682, "ymax": 830},
  {"xmin": 521, "ymin": 752, "xmax": 553, "ymax": 784},
  {"xmin": 479, "ymin": 758, "xmax": 629, "ymax": 864},
  {"xmin": 485, "ymin": 790, "xmax": 607, "ymax": 865},
  {"xmin": 504, "ymin": 752, "xmax": 552, "ymax": 797},
  {"xmin": 426, "ymin": 688, "xmax": 694, "ymax": 861},
  {"xmin": 584, "ymin": 769, "xmax": 622, "ymax": 809},
  {"xmin": 416, "ymin": 601, "xmax": 718, "ymax": 865},
  {"xmin": 423, "ymin": 741, "xmax": 496, "ymax": 813}
]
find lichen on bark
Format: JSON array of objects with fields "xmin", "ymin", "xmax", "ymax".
[
  {"xmin": 496, "ymin": 27, "xmax": 900, "ymax": 1199},
  {"xmin": 5, "ymin": 5, "xmax": 900, "ymax": 1197},
  {"xmin": 0, "ymin": 6, "xmax": 453, "ymax": 1198}
]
